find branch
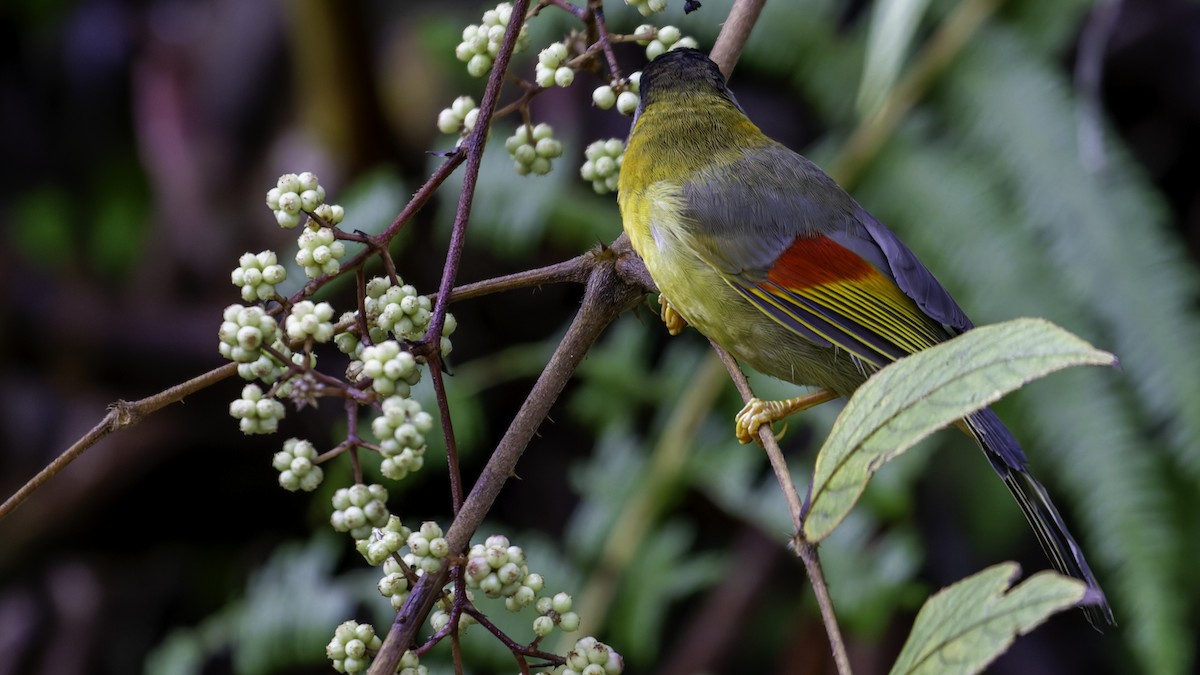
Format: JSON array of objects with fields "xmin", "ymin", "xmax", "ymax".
[
  {"xmin": 422, "ymin": 0, "xmax": 532, "ymax": 357},
  {"xmin": 0, "ymin": 363, "xmax": 238, "ymax": 521},
  {"xmin": 446, "ymin": 254, "xmax": 592, "ymax": 303},
  {"xmin": 796, "ymin": 537, "xmax": 852, "ymax": 675},
  {"xmin": 369, "ymin": 237, "xmax": 651, "ymax": 673},
  {"xmin": 710, "ymin": 0, "xmax": 768, "ymax": 78},
  {"xmin": 709, "ymin": 342, "xmax": 852, "ymax": 675}
]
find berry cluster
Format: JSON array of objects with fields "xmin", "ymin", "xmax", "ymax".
[
  {"xmin": 535, "ymin": 42, "xmax": 574, "ymax": 88},
  {"xmin": 396, "ymin": 651, "xmax": 427, "ymax": 675},
  {"xmin": 361, "ymin": 277, "xmax": 451, "ymax": 346},
  {"xmin": 266, "ymin": 172, "xmax": 325, "ymax": 229},
  {"xmin": 231, "ymin": 251, "xmax": 286, "ymax": 303},
  {"xmin": 533, "ymin": 591, "xmax": 581, "ymax": 636},
  {"xmin": 357, "ymin": 514, "xmax": 411, "ymax": 566},
  {"xmin": 330, "ymin": 483, "xmax": 391, "ymax": 539},
  {"xmin": 562, "ymin": 637, "xmax": 625, "ymax": 675},
  {"xmin": 640, "ymin": 24, "xmax": 699, "ymax": 60},
  {"xmin": 371, "ymin": 395, "xmax": 434, "ymax": 480},
  {"xmin": 456, "ymin": 2, "xmax": 531, "ymax": 77},
  {"xmin": 218, "ymin": 304, "xmax": 278, "ymax": 365},
  {"xmin": 406, "ymin": 521, "xmax": 451, "ymax": 574},
  {"xmin": 580, "ymin": 139, "xmax": 625, "ymax": 195},
  {"xmin": 624, "ymin": 0, "xmax": 667, "ymax": 16},
  {"xmin": 505, "ymin": 123, "xmax": 564, "ymax": 176},
  {"xmin": 359, "ymin": 342, "xmax": 420, "ymax": 397},
  {"xmin": 592, "ymin": 72, "xmax": 641, "ymax": 116},
  {"xmin": 273, "ymin": 438, "xmax": 324, "ymax": 492},
  {"xmin": 428, "ymin": 586, "xmax": 478, "ymax": 636},
  {"xmin": 436, "ymin": 96, "xmax": 479, "ymax": 136},
  {"xmin": 463, "ymin": 535, "xmax": 545, "ymax": 612},
  {"xmin": 325, "ymin": 620, "xmax": 382, "ymax": 674},
  {"xmin": 296, "ymin": 226, "xmax": 346, "ymax": 279},
  {"xmin": 284, "ymin": 300, "xmax": 336, "ymax": 344},
  {"xmin": 229, "ymin": 384, "xmax": 286, "ymax": 435}
]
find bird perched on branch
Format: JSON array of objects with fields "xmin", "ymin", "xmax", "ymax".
[{"xmin": 617, "ymin": 47, "xmax": 1114, "ymax": 628}]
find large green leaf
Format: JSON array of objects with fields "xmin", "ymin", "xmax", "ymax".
[
  {"xmin": 802, "ymin": 318, "xmax": 1115, "ymax": 542},
  {"xmin": 889, "ymin": 562, "xmax": 1087, "ymax": 675}
]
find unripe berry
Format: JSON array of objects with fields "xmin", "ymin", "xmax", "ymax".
[
  {"xmin": 451, "ymin": 96, "xmax": 476, "ymax": 119},
  {"xmin": 276, "ymin": 210, "xmax": 301, "ymax": 229},
  {"xmin": 559, "ymin": 611, "xmax": 581, "ymax": 632},
  {"xmin": 479, "ymin": 573, "xmax": 503, "ymax": 596},
  {"xmin": 616, "ymin": 91, "xmax": 639, "ymax": 115},
  {"xmin": 278, "ymin": 191, "xmax": 301, "ymax": 215},
  {"xmin": 533, "ymin": 615, "xmax": 554, "ymax": 637},
  {"xmin": 552, "ymin": 592, "xmax": 573, "ymax": 613},
  {"xmin": 277, "ymin": 174, "xmax": 301, "ymax": 194},
  {"xmin": 592, "ymin": 85, "xmax": 616, "ymax": 109},
  {"xmin": 633, "ymin": 24, "xmax": 655, "ymax": 46},
  {"xmin": 467, "ymin": 53, "xmax": 492, "ymax": 77}
]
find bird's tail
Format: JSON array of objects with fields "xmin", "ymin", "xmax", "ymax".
[{"xmin": 963, "ymin": 408, "xmax": 1116, "ymax": 630}]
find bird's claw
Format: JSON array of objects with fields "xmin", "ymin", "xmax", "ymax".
[
  {"xmin": 735, "ymin": 398, "xmax": 787, "ymax": 445},
  {"xmin": 659, "ymin": 296, "xmax": 687, "ymax": 336}
]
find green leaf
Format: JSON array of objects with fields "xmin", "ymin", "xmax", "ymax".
[
  {"xmin": 888, "ymin": 562, "xmax": 1087, "ymax": 675},
  {"xmin": 802, "ymin": 318, "xmax": 1115, "ymax": 542}
]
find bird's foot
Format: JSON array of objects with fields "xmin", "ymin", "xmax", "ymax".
[
  {"xmin": 735, "ymin": 398, "xmax": 786, "ymax": 444},
  {"xmin": 659, "ymin": 295, "xmax": 687, "ymax": 336},
  {"xmin": 734, "ymin": 389, "xmax": 841, "ymax": 445}
]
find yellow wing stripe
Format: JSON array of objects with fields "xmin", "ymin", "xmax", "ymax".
[{"xmin": 729, "ymin": 272, "xmax": 948, "ymax": 368}]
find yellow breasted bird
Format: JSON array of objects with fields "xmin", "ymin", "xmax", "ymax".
[{"xmin": 617, "ymin": 48, "xmax": 1114, "ymax": 628}]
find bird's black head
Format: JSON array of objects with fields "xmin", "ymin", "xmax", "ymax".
[{"xmin": 636, "ymin": 48, "xmax": 734, "ymax": 111}]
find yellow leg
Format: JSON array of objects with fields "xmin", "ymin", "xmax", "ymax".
[
  {"xmin": 659, "ymin": 295, "xmax": 687, "ymax": 336},
  {"xmin": 735, "ymin": 389, "xmax": 840, "ymax": 444}
]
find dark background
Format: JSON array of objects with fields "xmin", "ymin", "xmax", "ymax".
[{"xmin": 2, "ymin": 0, "xmax": 1198, "ymax": 673}]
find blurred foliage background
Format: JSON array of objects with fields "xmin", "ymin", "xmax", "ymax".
[{"xmin": 2, "ymin": 0, "xmax": 1199, "ymax": 673}]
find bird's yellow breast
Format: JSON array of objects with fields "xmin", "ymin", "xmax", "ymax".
[{"xmin": 619, "ymin": 180, "xmax": 773, "ymax": 364}]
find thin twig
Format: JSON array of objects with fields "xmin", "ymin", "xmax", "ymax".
[
  {"xmin": 709, "ymin": 340, "xmax": 851, "ymax": 675},
  {"xmin": 461, "ymin": 604, "xmax": 564, "ymax": 663},
  {"xmin": 446, "ymin": 254, "xmax": 591, "ymax": 303},
  {"xmin": 368, "ymin": 1, "xmax": 532, "ymax": 670},
  {"xmin": 429, "ymin": 357, "xmax": 464, "ymax": 514},
  {"xmin": 421, "ymin": 0, "xmax": 531, "ymax": 361},
  {"xmin": 288, "ymin": 151, "xmax": 467, "ymax": 310},
  {"xmin": 588, "ymin": 0, "xmax": 623, "ymax": 80},
  {"xmin": 0, "ymin": 363, "xmax": 238, "ymax": 521},
  {"xmin": 708, "ymin": 343, "xmax": 804, "ymax": 531},
  {"xmin": 796, "ymin": 538, "xmax": 853, "ymax": 675}
]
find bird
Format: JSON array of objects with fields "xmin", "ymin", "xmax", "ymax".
[{"xmin": 616, "ymin": 47, "xmax": 1114, "ymax": 628}]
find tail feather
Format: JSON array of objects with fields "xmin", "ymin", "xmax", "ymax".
[{"xmin": 965, "ymin": 409, "xmax": 1116, "ymax": 630}]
